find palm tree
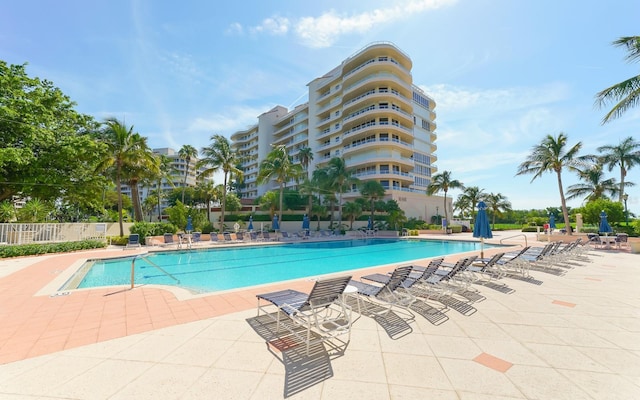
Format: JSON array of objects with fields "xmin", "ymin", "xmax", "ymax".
[
  {"xmin": 257, "ymin": 145, "xmax": 303, "ymax": 219},
  {"xmin": 595, "ymin": 36, "xmax": 640, "ymax": 124},
  {"xmin": 485, "ymin": 192, "xmax": 512, "ymax": 229},
  {"xmin": 124, "ymin": 134, "xmax": 158, "ymax": 222},
  {"xmin": 456, "ymin": 186, "xmax": 486, "ymax": 220},
  {"xmin": 198, "ymin": 134, "xmax": 242, "ymax": 231},
  {"xmin": 152, "ymin": 154, "xmax": 175, "ymax": 220},
  {"xmin": 359, "ymin": 180, "xmax": 386, "ymax": 224},
  {"xmin": 178, "ymin": 145, "xmax": 198, "ymax": 204},
  {"xmin": 516, "ymin": 133, "xmax": 583, "ymax": 235},
  {"xmin": 326, "ymin": 157, "xmax": 359, "ymax": 225},
  {"xmin": 566, "ymin": 164, "xmax": 619, "ymax": 202},
  {"xmin": 426, "ymin": 170, "xmax": 464, "ymax": 227},
  {"xmin": 96, "ymin": 118, "xmax": 143, "ymax": 237},
  {"xmin": 597, "ymin": 136, "xmax": 640, "ymax": 203},
  {"xmin": 342, "ymin": 201, "xmax": 362, "ymax": 230},
  {"xmin": 298, "ymin": 147, "xmax": 314, "ymax": 212},
  {"xmin": 194, "ymin": 179, "xmax": 219, "ymax": 223}
]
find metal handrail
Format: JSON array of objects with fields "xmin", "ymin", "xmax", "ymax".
[
  {"xmin": 131, "ymin": 254, "xmax": 180, "ymax": 289},
  {"xmin": 499, "ymin": 234, "xmax": 528, "ymax": 247}
]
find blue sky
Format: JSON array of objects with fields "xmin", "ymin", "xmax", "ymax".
[{"xmin": 2, "ymin": 0, "xmax": 639, "ymax": 214}]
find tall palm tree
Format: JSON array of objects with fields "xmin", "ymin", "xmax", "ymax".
[
  {"xmin": 516, "ymin": 133, "xmax": 583, "ymax": 235},
  {"xmin": 359, "ymin": 180, "xmax": 386, "ymax": 223},
  {"xmin": 297, "ymin": 147, "xmax": 314, "ymax": 212},
  {"xmin": 485, "ymin": 192, "xmax": 512, "ymax": 229},
  {"xmin": 95, "ymin": 118, "xmax": 143, "ymax": 237},
  {"xmin": 178, "ymin": 145, "xmax": 198, "ymax": 204},
  {"xmin": 426, "ymin": 170, "xmax": 464, "ymax": 227},
  {"xmin": 125, "ymin": 134, "xmax": 158, "ymax": 222},
  {"xmin": 342, "ymin": 201, "xmax": 362, "ymax": 230},
  {"xmin": 257, "ymin": 145, "xmax": 303, "ymax": 219},
  {"xmin": 198, "ymin": 134, "xmax": 242, "ymax": 231},
  {"xmin": 457, "ymin": 186, "xmax": 486, "ymax": 220},
  {"xmin": 152, "ymin": 154, "xmax": 175, "ymax": 220},
  {"xmin": 596, "ymin": 136, "xmax": 640, "ymax": 203},
  {"xmin": 566, "ymin": 164, "xmax": 619, "ymax": 202},
  {"xmin": 326, "ymin": 157, "xmax": 359, "ymax": 225},
  {"xmin": 194, "ymin": 179, "xmax": 219, "ymax": 223},
  {"xmin": 595, "ymin": 36, "xmax": 640, "ymax": 124}
]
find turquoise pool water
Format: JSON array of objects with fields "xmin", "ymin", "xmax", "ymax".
[{"xmin": 71, "ymin": 238, "xmax": 497, "ymax": 294}]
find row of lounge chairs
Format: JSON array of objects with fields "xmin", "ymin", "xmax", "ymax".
[{"xmin": 255, "ymin": 237, "xmax": 594, "ymax": 356}]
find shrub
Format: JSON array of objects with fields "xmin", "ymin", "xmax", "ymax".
[
  {"xmin": 129, "ymin": 222, "xmax": 178, "ymax": 242},
  {"xmin": 0, "ymin": 240, "xmax": 107, "ymax": 258}
]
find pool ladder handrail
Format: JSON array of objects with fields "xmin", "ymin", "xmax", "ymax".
[
  {"xmin": 499, "ymin": 233, "xmax": 528, "ymax": 247},
  {"xmin": 131, "ymin": 254, "xmax": 180, "ymax": 289}
]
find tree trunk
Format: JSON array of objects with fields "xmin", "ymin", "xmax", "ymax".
[
  {"xmin": 116, "ymin": 164, "xmax": 124, "ymax": 237},
  {"xmin": 220, "ymin": 173, "xmax": 227, "ymax": 231},
  {"xmin": 556, "ymin": 170, "xmax": 572, "ymax": 235}
]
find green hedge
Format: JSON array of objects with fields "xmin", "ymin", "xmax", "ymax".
[{"xmin": 0, "ymin": 240, "xmax": 108, "ymax": 259}]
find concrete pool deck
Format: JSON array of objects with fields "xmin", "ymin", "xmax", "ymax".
[{"xmin": 0, "ymin": 232, "xmax": 638, "ymax": 399}]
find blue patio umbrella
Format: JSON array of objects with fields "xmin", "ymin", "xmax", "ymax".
[
  {"xmin": 186, "ymin": 216, "xmax": 193, "ymax": 232},
  {"xmin": 367, "ymin": 216, "xmax": 373, "ymax": 230},
  {"xmin": 549, "ymin": 214, "xmax": 556, "ymax": 230},
  {"xmin": 473, "ymin": 201, "xmax": 492, "ymax": 258},
  {"xmin": 248, "ymin": 216, "xmax": 253, "ymax": 231},
  {"xmin": 599, "ymin": 210, "xmax": 612, "ymax": 234},
  {"xmin": 302, "ymin": 214, "xmax": 310, "ymax": 230},
  {"xmin": 272, "ymin": 214, "xmax": 280, "ymax": 231}
]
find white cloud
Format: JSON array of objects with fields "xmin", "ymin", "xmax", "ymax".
[
  {"xmin": 225, "ymin": 22, "xmax": 244, "ymax": 35},
  {"xmin": 251, "ymin": 16, "xmax": 290, "ymax": 35},
  {"xmin": 234, "ymin": 0, "xmax": 457, "ymax": 48},
  {"xmin": 186, "ymin": 105, "xmax": 272, "ymax": 136}
]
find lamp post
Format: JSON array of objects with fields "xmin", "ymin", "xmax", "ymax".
[{"xmin": 623, "ymin": 194, "xmax": 629, "ymax": 226}]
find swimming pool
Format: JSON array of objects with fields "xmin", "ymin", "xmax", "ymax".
[{"xmin": 66, "ymin": 238, "xmax": 498, "ymax": 294}]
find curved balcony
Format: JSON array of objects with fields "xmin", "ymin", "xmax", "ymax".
[
  {"xmin": 342, "ymin": 57, "xmax": 411, "ymax": 89},
  {"xmin": 342, "ymin": 72, "xmax": 412, "ymax": 100},
  {"xmin": 342, "ymin": 88, "xmax": 411, "ymax": 116},
  {"xmin": 344, "ymin": 42, "xmax": 412, "ymax": 72}
]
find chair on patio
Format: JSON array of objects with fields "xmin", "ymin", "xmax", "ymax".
[
  {"xmin": 468, "ymin": 252, "xmax": 506, "ymax": 281},
  {"xmin": 615, "ymin": 233, "xmax": 629, "ymax": 250},
  {"xmin": 256, "ymin": 275, "xmax": 353, "ymax": 354},
  {"xmin": 191, "ymin": 232, "xmax": 202, "ymax": 245},
  {"xmin": 124, "ymin": 234, "xmax": 142, "ymax": 249},
  {"xmin": 163, "ymin": 233, "xmax": 178, "ymax": 247},
  {"xmin": 348, "ymin": 265, "xmax": 416, "ymax": 318}
]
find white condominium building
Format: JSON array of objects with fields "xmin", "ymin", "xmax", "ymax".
[{"xmin": 231, "ymin": 42, "xmax": 440, "ymax": 219}]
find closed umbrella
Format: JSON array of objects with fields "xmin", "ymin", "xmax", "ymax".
[
  {"xmin": 599, "ymin": 210, "xmax": 612, "ymax": 234},
  {"xmin": 186, "ymin": 216, "xmax": 193, "ymax": 233},
  {"xmin": 248, "ymin": 216, "xmax": 254, "ymax": 232},
  {"xmin": 272, "ymin": 214, "xmax": 280, "ymax": 231},
  {"xmin": 367, "ymin": 216, "xmax": 373, "ymax": 230},
  {"xmin": 549, "ymin": 213, "xmax": 556, "ymax": 230},
  {"xmin": 302, "ymin": 214, "xmax": 310, "ymax": 231},
  {"xmin": 472, "ymin": 201, "xmax": 492, "ymax": 258}
]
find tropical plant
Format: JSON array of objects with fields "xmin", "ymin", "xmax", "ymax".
[
  {"xmin": 298, "ymin": 147, "xmax": 315, "ymax": 213},
  {"xmin": 574, "ymin": 199, "xmax": 624, "ymax": 225},
  {"xmin": 596, "ymin": 136, "xmax": 640, "ymax": 203},
  {"xmin": 325, "ymin": 157, "xmax": 359, "ymax": 224},
  {"xmin": 95, "ymin": 118, "xmax": 145, "ymax": 236},
  {"xmin": 178, "ymin": 145, "xmax": 198, "ymax": 204},
  {"xmin": 342, "ymin": 201, "xmax": 362, "ymax": 229},
  {"xmin": 485, "ymin": 192, "xmax": 512, "ymax": 229},
  {"xmin": 124, "ymin": 136, "xmax": 158, "ymax": 221},
  {"xmin": 194, "ymin": 180, "xmax": 219, "ymax": 222},
  {"xmin": 426, "ymin": 170, "xmax": 464, "ymax": 226},
  {"xmin": 258, "ymin": 191, "xmax": 279, "ymax": 218},
  {"xmin": 17, "ymin": 198, "xmax": 51, "ymax": 222},
  {"xmin": 151, "ymin": 154, "xmax": 176, "ymax": 220},
  {"xmin": 595, "ymin": 36, "xmax": 640, "ymax": 124},
  {"xmin": 198, "ymin": 134, "xmax": 243, "ymax": 231},
  {"xmin": 311, "ymin": 203, "xmax": 327, "ymax": 230},
  {"xmin": 257, "ymin": 145, "xmax": 303, "ymax": 218},
  {"xmin": 359, "ymin": 180, "xmax": 386, "ymax": 223},
  {"xmin": 456, "ymin": 186, "xmax": 486, "ymax": 220},
  {"xmin": 0, "ymin": 201, "xmax": 16, "ymax": 222},
  {"xmin": 516, "ymin": 133, "xmax": 583, "ymax": 235},
  {"xmin": 566, "ymin": 163, "xmax": 619, "ymax": 202}
]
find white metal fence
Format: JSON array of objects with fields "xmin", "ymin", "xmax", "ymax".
[{"xmin": 0, "ymin": 223, "xmax": 112, "ymax": 245}]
